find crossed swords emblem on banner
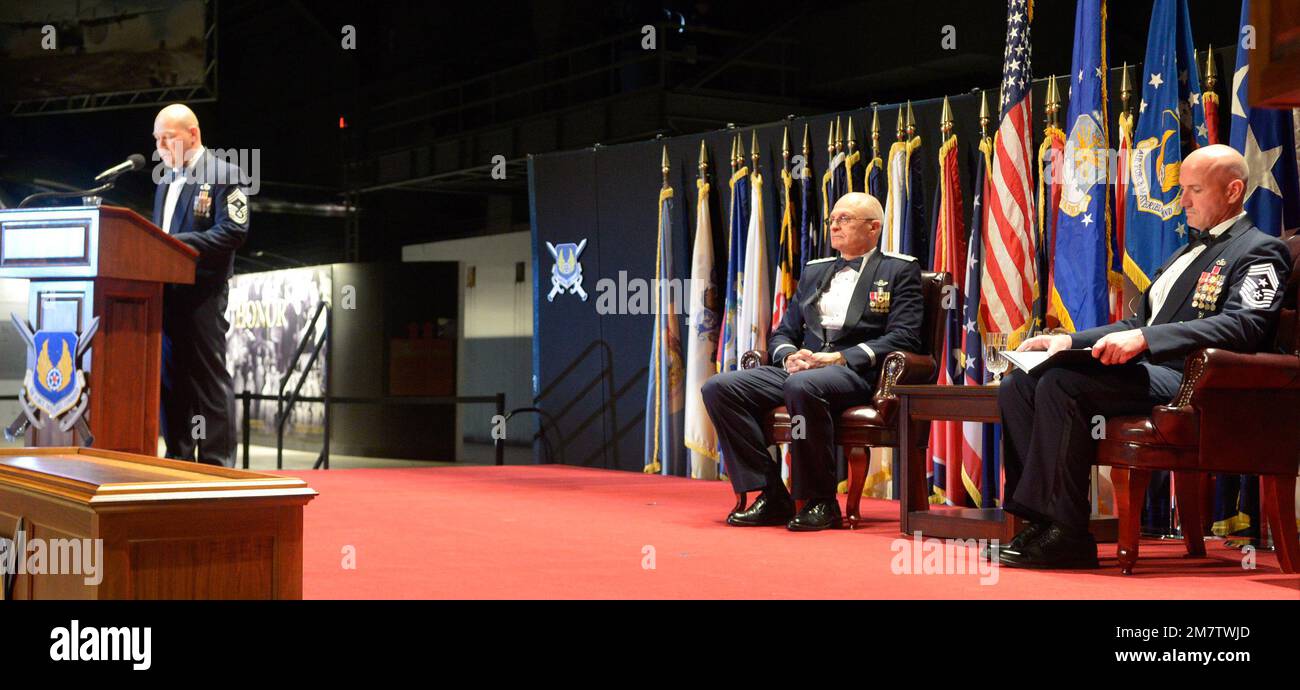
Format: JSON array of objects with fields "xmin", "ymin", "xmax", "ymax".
[
  {"xmin": 5, "ymin": 313, "xmax": 98, "ymax": 446},
  {"xmin": 546, "ymin": 239, "xmax": 588, "ymax": 302}
]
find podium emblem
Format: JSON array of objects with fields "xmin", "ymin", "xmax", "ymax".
[
  {"xmin": 30, "ymin": 332, "xmax": 81, "ymax": 416},
  {"xmin": 6, "ymin": 315, "xmax": 99, "ymax": 444}
]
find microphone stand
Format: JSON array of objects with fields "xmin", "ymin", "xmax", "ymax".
[{"xmin": 17, "ymin": 179, "xmax": 119, "ymax": 209}]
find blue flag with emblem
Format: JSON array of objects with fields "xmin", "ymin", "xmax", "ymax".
[
  {"xmin": 644, "ymin": 183, "xmax": 686, "ymax": 476},
  {"xmin": 717, "ymin": 151, "xmax": 750, "ymax": 375},
  {"xmin": 1050, "ymin": 0, "xmax": 1110, "ymax": 332},
  {"xmin": 1230, "ymin": 0, "xmax": 1300, "ymax": 238},
  {"xmin": 1124, "ymin": 0, "xmax": 1208, "ymax": 292}
]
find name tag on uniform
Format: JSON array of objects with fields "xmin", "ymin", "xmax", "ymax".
[
  {"xmin": 869, "ymin": 279, "xmax": 891, "ymax": 313},
  {"xmin": 1191, "ymin": 260, "xmax": 1225, "ymax": 316},
  {"xmin": 194, "ymin": 183, "xmax": 213, "ymax": 220}
]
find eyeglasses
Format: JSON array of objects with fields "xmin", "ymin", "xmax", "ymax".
[{"xmin": 828, "ymin": 214, "xmax": 878, "ymax": 226}]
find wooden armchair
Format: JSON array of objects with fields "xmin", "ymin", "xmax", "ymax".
[
  {"xmin": 739, "ymin": 271, "xmax": 950, "ymax": 527},
  {"xmin": 1097, "ymin": 231, "xmax": 1300, "ymax": 574}
]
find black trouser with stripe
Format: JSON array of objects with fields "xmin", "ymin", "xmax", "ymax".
[
  {"xmin": 702, "ymin": 364, "xmax": 874, "ymax": 501},
  {"xmin": 161, "ymin": 282, "xmax": 236, "ymax": 467},
  {"xmin": 997, "ymin": 362, "xmax": 1181, "ymax": 532}
]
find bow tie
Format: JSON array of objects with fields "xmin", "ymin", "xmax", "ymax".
[
  {"xmin": 1188, "ymin": 228, "xmax": 1221, "ymax": 248},
  {"xmin": 833, "ymin": 255, "xmax": 864, "ymax": 272}
]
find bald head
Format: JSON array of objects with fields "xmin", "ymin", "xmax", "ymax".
[
  {"xmin": 829, "ymin": 192, "xmax": 884, "ymax": 258},
  {"xmin": 836, "ymin": 192, "xmax": 884, "ymax": 221},
  {"xmin": 153, "ymin": 103, "xmax": 202, "ymax": 169},
  {"xmin": 1181, "ymin": 144, "xmax": 1249, "ymax": 230}
]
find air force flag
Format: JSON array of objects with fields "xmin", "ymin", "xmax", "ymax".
[{"xmin": 1125, "ymin": 0, "xmax": 1209, "ymax": 290}]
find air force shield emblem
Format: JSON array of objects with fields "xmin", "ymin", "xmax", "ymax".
[
  {"xmin": 546, "ymin": 239, "xmax": 588, "ymax": 301},
  {"xmin": 1129, "ymin": 109, "xmax": 1184, "ymax": 221},
  {"xmin": 29, "ymin": 331, "xmax": 81, "ymax": 416},
  {"xmin": 6, "ymin": 314, "xmax": 99, "ymax": 444}
]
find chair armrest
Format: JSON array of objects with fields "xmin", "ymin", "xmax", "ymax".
[
  {"xmin": 870, "ymin": 351, "xmax": 938, "ymax": 422},
  {"xmin": 1165, "ymin": 348, "xmax": 1300, "ymax": 408},
  {"xmin": 874, "ymin": 351, "xmax": 938, "ymax": 398},
  {"xmin": 741, "ymin": 350, "xmax": 768, "ymax": 369}
]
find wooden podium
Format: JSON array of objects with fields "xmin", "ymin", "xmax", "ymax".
[
  {"xmin": 0, "ymin": 447, "xmax": 315, "ymax": 599},
  {"xmin": 0, "ymin": 205, "xmax": 198, "ymax": 453}
]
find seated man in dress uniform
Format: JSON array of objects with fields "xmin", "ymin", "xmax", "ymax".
[
  {"xmin": 701, "ymin": 192, "xmax": 924, "ymax": 531},
  {"xmin": 998, "ymin": 144, "xmax": 1292, "ymax": 568}
]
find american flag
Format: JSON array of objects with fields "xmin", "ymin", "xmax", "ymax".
[{"xmin": 981, "ymin": 0, "xmax": 1038, "ymax": 339}]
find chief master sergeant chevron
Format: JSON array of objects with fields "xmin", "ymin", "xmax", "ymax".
[
  {"xmin": 151, "ymin": 103, "xmax": 250, "ymax": 467},
  {"xmin": 702, "ymin": 192, "xmax": 924, "ymax": 531}
]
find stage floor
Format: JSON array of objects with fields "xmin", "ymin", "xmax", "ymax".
[{"xmin": 284, "ymin": 465, "xmax": 1300, "ymax": 599}]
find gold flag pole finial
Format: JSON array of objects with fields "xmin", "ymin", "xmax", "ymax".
[
  {"xmin": 1120, "ymin": 62, "xmax": 1132, "ymax": 115},
  {"xmin": 802, "ymin": 123, "xmax": 812, "ymax": 164},
  {"xmin": 940, "ymin": 96, "xmax": 954, "ymax": 137},
  {"xmin": 698, "ymin": 139, "xmax": 708, "ymax": 178},
  {"xmin": 846, "ymin": 117, "xmax": 857, "ymax": 154},
  {"xmin": 730, "ymin": 134, "xmax": 739, "ymax": 171},
  {"xmin": 978, "ymin": 89, "xmax": 991, "ymax": 140},
  {"xmin": 661, "ymin": 145, "xmax": 670, "ymax": 188},
  {"xmin": 871, "ymin": 106, "xmax": 881, "ymax": 160},
  {"xmin": 782, "ymin": 125, "xmax": 791, "ymax": 163},
  {"xmin": 834, "ymin": 116, "xmax": 843, "ymax": 154},
  {"xmin": 905, "ymin": 101, "xmax": 915, "ymax": 138},
  {"xmin": 750, "ymin": 130, "xmax": 760, "ymax": 170},
  {"xmin": 1045, "ymin": 74, "xmax": 1060, "ymax": 127},
  {"xmin": 826, "ymin": 121, "xmax": 835, "ymax": 157},
  {"xmin": 1204, "ymin": 45, "xmax": 1218, "ymax": 91},
  {"xmin": 895, "ymin": 104, "xmax": 906, "ymax": 141}
]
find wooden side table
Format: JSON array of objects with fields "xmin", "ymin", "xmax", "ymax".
[{"xmin": 894, "ymin": 383, "xmax": 1117, "ymax": 543}]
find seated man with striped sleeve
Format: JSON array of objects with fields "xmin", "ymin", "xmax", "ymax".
[
  {"xmin": 998, "ymin": 144, "xmax": 1292, "ymax": 568},
  {"xmin": 701, "ymin": 192, "xmax": 925, "ymax": 531}
]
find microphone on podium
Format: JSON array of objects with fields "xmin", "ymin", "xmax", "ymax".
[
  {"xmin": 93, "ymin": 154, "xmax": 147, "ymax": 181},
  {"xmin": 18, "ymin": 153, "xmax": 147, "ymax": 208}
]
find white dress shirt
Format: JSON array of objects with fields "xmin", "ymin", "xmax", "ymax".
[
  {"xmin": 161, "ymin": 145, "xmax": 205, "ymax": 234},
  {"xmin": 819, "ymin": 248, "xmax": 876, "ymax": 329},
  {"xmin": 1145, "ymin": 212, "xmax": 1244, "ymax": 325}
]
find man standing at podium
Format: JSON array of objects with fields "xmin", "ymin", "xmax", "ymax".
[{"xmin": 152, "ymin": 103, "xmax": 250, "ymax": 467}]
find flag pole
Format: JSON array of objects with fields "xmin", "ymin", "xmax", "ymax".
[
  {"xmin": 662, "ymin": 144, "xmax": 670, "ymax": 190},
  {"xmin": 871, "ymin": 106, "xmax": 881, "ymax": 162}
]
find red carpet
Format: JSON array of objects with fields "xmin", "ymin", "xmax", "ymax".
[{"xmin": 279, "ymin": 465, "xmax": 1300, "ymax": 599}]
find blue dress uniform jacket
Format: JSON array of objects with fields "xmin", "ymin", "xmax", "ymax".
[
  {"xmin": 768, "ymin": 250, "xmax": 924, "ymax": 378},
  {"xmin": 152, "ymin": 149, "xmax": 250, "ymax": 290},
  {"xmin": 1070, "ymin": 216, "xmax": 1292, "ymax": 371},
  {"xmin": 153, "ymin": 148, "xmax": 250, "ymax": 467}
]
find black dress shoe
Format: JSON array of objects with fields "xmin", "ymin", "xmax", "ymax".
[
  {"xmin": 998, "ymin": 523, "xmax": 1100, "ymax": 569},
  {"xmin": 727, "ymin": 488, "xmax": 795, "ymax": 526},
  {"xmin": 982, "ymin": 520, "xmax": 1048, "ymax": 560},
  {"xmin": 787, "ymin": 498, "xmax": 842, "ymax": 531}
]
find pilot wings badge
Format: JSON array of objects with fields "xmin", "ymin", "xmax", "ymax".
[
  {"xmin": 5, "ymin": 314, "xmax": 99, "ymax": 445},
  {"xmin": 546, "ymin": 239, "xmax": 588, "ymax": 302}
]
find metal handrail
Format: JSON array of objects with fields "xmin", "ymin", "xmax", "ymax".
[{"xmin": 276, "ymin": 300, "xmax": 331, "ymax": 470}]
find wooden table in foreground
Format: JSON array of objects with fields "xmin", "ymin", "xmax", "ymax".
[
  {"xmin": 0, "ymin": 447, "xmax": 316, "ymax": 599},
  {"xmin": 894, "ymin": 384, "xmax": 1117, "ymax": 543}
]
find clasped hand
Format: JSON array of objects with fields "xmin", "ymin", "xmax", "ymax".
[{"xmin": 784, "ymin": 349, "xmax": 845, "ymax": 373}]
